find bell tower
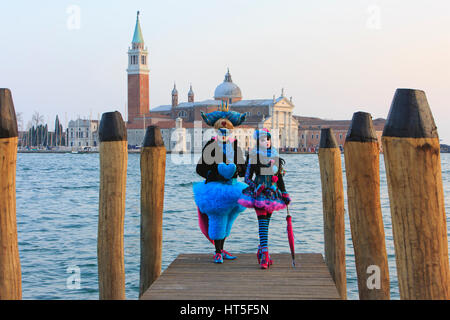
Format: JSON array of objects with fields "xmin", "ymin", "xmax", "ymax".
[
  {"xmin": 188, "ymin": 84, "xmax": 194, "ymax": 103},
  {"xmin": 127, "ymin": 11, "xmax": 149, "ymax": 123},
  {"xmin": 171, "ymin": 83, "xmax": 179, "ymax": 108}
]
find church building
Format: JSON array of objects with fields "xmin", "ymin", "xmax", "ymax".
[{"xmin": 126, "ymin": 12, "xmax": 299, "ymax": 151}]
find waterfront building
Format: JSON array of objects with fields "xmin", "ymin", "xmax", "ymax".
[
  {"xmin": 149, "ymin": 71, "xmax": 299, "ymax": 150},
  {"xmin": 295, "ymin": 116, "xmax": 385, "ymax": 152},
  {"xmin": 128, "ymin": 116, "xmax": 257, "ymax": 153},
  {"xmin": 67, "ymin": 119, "xmax": 99, "ymax": 148}
]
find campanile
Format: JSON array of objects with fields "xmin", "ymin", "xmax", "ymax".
[{"xmin": 127, "ymin": 11, "xmax": 149, "ymax": 123}]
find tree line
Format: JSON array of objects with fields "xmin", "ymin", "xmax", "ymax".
[{"xmin": 20, "ymin": 113, "xmax": 66, "ymax": 148}]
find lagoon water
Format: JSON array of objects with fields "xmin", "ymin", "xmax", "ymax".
[{"xmin": 16, "ymin": 152, "xmax": 450, "ymax": 300}]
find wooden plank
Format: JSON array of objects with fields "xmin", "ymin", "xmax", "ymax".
[{"xmin": 141, "ymin": 253, "xmax": 341, "ymax": 300}]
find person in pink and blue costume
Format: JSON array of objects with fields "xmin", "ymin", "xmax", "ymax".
[
  {"xmin": 193, "ymin": 106, "xmax": 248, "ymax": 264},
  {"xmin": 238, "ymin": 128, "xmax": 291, "ymax": 269}
]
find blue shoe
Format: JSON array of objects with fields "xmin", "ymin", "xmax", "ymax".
[
  {"xmin": 222, "ymin": 250, "xmax": 237, "ymax": 260},
  {"xmin": 213, "ymin": 253, "xmax": 223, "ymax": 264}
]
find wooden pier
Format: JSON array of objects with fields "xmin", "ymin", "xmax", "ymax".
[
  {"xmin": 141, "ymin": 253, "xmax": 341, "ymax": 300},
  {"xmin": 2, "ymin": 89, "xmax": 449, "ymax": 301}
]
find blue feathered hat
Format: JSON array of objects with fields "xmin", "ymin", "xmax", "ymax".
[
  {"xmin": 253, "ymin": 128, "xmax": 271, "ymax": 140},
  {"xmin": 200, "ymin": 110, "xmax": 247, "ymax": 127}
]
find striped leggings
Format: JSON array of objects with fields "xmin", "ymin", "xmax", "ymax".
[{"xmin": 256, "ymin": 208, "xmax": 272, "ymax": 248}]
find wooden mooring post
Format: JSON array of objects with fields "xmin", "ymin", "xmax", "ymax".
[
  {"xmin": 382, "ymin": 89, "xmax": 450, "ymax": 300},
  {"xmin": 139, "ymin": 126, "xmax": 166, "ymax": 297},
  {"xmin": 97, "ymin": 111, "xmax": 128, "ymax": 300},
  {"xmin": 318, "ymin": 128, "xmax": 347, "ymax": 299},
  {"xmin": 344, "ymin": 111, "xmax": 390, "ymax": 300},
  {"xmin": 0, "ymin": 88, "xmax": 22, "ymax": 300}
]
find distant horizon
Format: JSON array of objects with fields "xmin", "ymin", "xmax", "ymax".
[
  {"xmin": 14, "ymin": 111, "xmax": 386, "ymax": 129},
  {"xmin": 1, "ymin": 1, "xmax": 449, "ymax": 143}
]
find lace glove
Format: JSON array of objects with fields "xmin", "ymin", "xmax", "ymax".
[{"xmin": 256, "ymin": 184, "xmax": 265, "ymax": 197}]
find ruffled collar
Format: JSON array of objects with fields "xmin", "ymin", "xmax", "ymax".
[
  {"xmin": 250, "ymin": 146, "xmax": 279, "ymax": 158},
  {"xmin": 212, "ymin": 136, "xmax": 236, "ymax": 144}
]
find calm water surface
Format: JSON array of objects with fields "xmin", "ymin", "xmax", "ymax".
[{"xmin": 15, "ymin": 153, "xmax": 450, "ymax": 300}]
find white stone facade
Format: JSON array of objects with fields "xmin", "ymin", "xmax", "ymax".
[{"xmin": 67, "ymin": 119, "xmax": 99, "ymax": 149}]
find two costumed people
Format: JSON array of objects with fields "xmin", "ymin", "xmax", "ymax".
[{"xmin": 193, "ymin": 104, "xmax": 291, "ymax": 267}]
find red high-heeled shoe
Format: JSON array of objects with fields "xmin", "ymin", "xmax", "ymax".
[
  {"xmin": 257, "ymin": 245, "xmax": 273, "ymax": 266},
  {"xmin": 260, "ymin": 247, "xmax": 270, "ymax": 269}
]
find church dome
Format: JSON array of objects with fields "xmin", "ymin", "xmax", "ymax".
[{"xmin": 214, "ymin": 69, "xmax": 242, "ymax": 101}]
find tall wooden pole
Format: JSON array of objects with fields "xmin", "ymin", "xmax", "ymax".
[
  {"xmin": 318, "ymin": 128, "xmax": 346, "ymax": 299},
  {"xmin": 382, "ymin": 89, "xmax": 449, "ymax": 300},
  {"xmin": 139, "ymin": 126, "xmax": 166, "ymax": 297},
  {"xmin": 97, "ymin": 111, "xmax": 128, "ymax": 300},
  {"xmin": 344, "ymin": 112, "xmax": 390, "ymax": 300},
  {"xmin": 0, "ymin": 88, "xmax": 22, "ymax": 300}
]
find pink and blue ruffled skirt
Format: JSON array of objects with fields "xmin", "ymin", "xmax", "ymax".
[{"xmin": 238, "ymin": 185, "xmax": 287, "ymax": 213}]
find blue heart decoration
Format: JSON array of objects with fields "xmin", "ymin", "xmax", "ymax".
[{"xmin": 218, "ymin": 162, "xmax": 236, "ymax": 180}]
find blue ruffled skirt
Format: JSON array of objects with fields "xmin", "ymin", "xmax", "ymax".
[{"xmin": 193, "ymin": 179, "xmax": 247, "ymax": 240}]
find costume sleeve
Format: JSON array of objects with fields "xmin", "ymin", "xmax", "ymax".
[
  {"xmin": 244, "ymin": 154, "xmax": 256, "ymax": 188},
  {"xmin": 276, "ymin": 159, "xmax": 287, "ymax": 193},
  {"xmin": 234, "ymin": 140, "xmax": 246, "ymax": 178},
  {"xmin": 196, "ymin": 139, "xmax": 220, "ymax": 181}
]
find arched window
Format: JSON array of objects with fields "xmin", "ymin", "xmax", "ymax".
[{"xmin": 177, "ymin": 110, "xmax": 187, "ymax": 118}]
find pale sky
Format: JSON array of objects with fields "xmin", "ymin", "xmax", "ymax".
[{"xmin": 1, "ymin": 1, "xmax": 449, "ymax": 142}]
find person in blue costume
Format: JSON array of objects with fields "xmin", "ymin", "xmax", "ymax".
[
  {"xmin": 193, "ymin": 103, "xmax": 248, "ymax": 264},
  {"xmin": 238, "ymin": 128, "xmax": 291, "ymax": 269}
]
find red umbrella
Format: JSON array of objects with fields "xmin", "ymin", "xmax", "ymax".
[{"xmin": 286, "ymin": 206, "xmax": 296, "ymax": 267}]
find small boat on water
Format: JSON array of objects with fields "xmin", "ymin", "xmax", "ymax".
[{"xmin": 70, "ymin": 146, "xmax": 97, "ymax": 154}]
